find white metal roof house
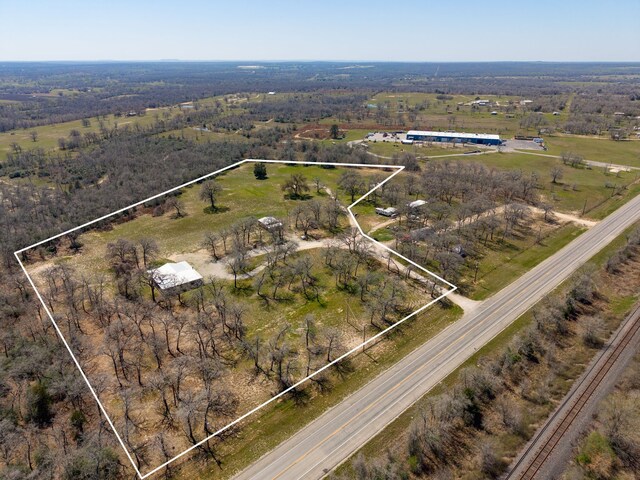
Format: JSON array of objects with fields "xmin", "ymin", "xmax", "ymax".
[{"xmin": 151, "ymin": 261, "xmax": 204, "ymax": 293}]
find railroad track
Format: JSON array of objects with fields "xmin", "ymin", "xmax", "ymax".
[{"xmin": 506, "ymin": 301, "xmax": 640, "ymax": 480}]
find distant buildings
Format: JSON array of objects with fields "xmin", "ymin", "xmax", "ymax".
[
  {"xmin": 406, "ymin": 130, "xmax": 502, "ymax": 146},
  {"xmin": 151, "ymin": 261, "xmax": 203, "ymax": 294}
]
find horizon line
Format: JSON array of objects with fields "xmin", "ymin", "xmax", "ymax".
[{"xmin": 2, "ymin": 59, "xmax": 640, "ymax": 64}]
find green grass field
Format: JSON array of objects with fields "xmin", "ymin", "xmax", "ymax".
[
  {"xmin": 44, "ymin": 163, "xmax": 368, "ymax": 277},
  {"xmin": 443, "ymin": 151, "xmax": 638, "ymax": 215},
  {"xmin": 364, "ymin": 140, "xmax": 479, "ymax": 158},
  {"xmin": 468, "ymin": 223, "xmax": 586, "ymax": 300},
  {"xmin": 542, "ymin": 135, "xmax": 640, "ymax": 168},
  {"xmin": 0, "ymin": 93, "xmax": 251, "ymax": 158},
  {"xmin": 0, "ymin": 109, "xmax": 182, "ymax": 156}
]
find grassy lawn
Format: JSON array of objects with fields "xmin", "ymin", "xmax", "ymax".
[
  {"xmin": 589, "ymin": 180, "xmax": 640, "ymax": 220},
  {"xmin": 468, "ymin": 223, "xmax": 586, "ymax": 300},
  {"xmin": 46, "ymin": 163, "xmax": 371, "ymax": 275},
  {"xmin": 225, "ymin": 248, "xmax": 427, "ymax": 347},
  {"xmin": 0, "ymin": 108, "xmax": 185, "ymax": 157},
  {"xmin": 364, "ymin": 140, "xmax": 479, "ymax": 158},
  {"xmin": 542, "ymin": 135, "xmax": 640, "ymax": 168},
  {"xmin": 443, "ymin": 151, "xmax": 638, "ymax": 215}
]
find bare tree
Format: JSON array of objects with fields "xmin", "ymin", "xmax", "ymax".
[
  {"xmin": 550, "ymin": 166, "xmax": 564, "ymax": 184},
  {"xmin": 226, "ymin": 250, "xmax": 248, "ymax": 289},
  {"xmin": 166, "ymin": 197, "xmax": 186, "ymax": 218},
  {"xmin": 137, "ymin": 238, "xmax": 158, "ymax": 268},
  {"xmin": 281, "ymin": 173, "xmax": 310, "ymax": 199},
  {"xmin": 338, "ymin": 170, "xmax": 364, "ymax": 203},
  {"xmin": 199, "ymin": 180, "xmax": 223, "ymax": 211},
  {"xmin": 202, "ymin": 231, "xmax": 221, "ymax": 261}
]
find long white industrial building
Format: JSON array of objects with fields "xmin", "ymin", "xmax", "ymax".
[{"xmin": 406, "ymin": 130, "xmax": 502, "ymax": 146}]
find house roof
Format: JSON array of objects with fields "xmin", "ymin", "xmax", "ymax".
[
  {"xmin": 407, "ymin": 130, "xmax": 501, "ymax": 141},
  {"xmin": 258, "ymin": 216, "xmax": 282, "ymax": 227},
  {"xmin": 151, "ymin": 261, "xmax": 203, "ymax": 290}
]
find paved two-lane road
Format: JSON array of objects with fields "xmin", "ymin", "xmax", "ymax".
[{"xmin": 234, "ymin": 193, "xmax": 640, "ymax": 480}]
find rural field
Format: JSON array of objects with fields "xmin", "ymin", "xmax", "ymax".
[
  {"xmin": 2, "ymin": 58, "xmax": 640, "ymax": 480},
  {"xmin": 23, "ymin": 161, "xmax": 453, "ymax": 476}
]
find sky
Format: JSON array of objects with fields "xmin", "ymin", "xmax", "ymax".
[{"xmin": 1, "ymin": 0, "xmax": 639, "ymax": 62}]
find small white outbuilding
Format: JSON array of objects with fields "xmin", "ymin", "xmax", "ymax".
[
  {"xmin": 408, "ymin": 199, "xmax": 428, "ymax": 209},
  {"xmin": 258, "ymin": 216, "xmax": 283, "ymax": 231}
]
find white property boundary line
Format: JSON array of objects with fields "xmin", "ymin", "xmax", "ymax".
[{"xmin": 14, "ymin": 159, "xmax": 457, "ymax": 479}]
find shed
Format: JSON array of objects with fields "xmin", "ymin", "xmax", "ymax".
[
  {"xmin": 408, "ymin": 199, "xmax": 428, "ymax": 209},
  {"xmin": 258, "ymin": 216, "xmax": 283, "ymax": 231}
]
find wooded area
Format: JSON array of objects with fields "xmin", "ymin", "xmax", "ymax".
[{"xmin": 0, "ymin": 62, "xmax": 638, "ymax": 479}]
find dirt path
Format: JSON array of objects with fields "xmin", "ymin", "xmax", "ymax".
[
  {"xmin": 344, "ymin": 202, "xmax": 481, "ymax": 311},
  {"xmin": 169, "ymin": 238, "xmax": 330, "ymax": 281},
  {"xmin": 368, "ymin": 217, "xmax": 397, "ymax": 234}
]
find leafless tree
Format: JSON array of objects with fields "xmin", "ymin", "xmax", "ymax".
[
  {"xmin": 338, "ymin": 170, "xmax": 365, "ymax": 203},
  {"xmin": 202, "ymin": 231, "xmax": 221, "ymax": 261},
  {"xmin": 166, "ymin": 197, "xmax": 186, "ymax": 218},
  {"xmin": 138, "ymin": 238, "xmax": 158, "ymax": 268},
  {"xmin": 282, "ymin": 173, "xmax": 310, "ymax": 199},
  {"xmin": 550, "ymin": 166, "xmax": 564, "ymax": 184}
]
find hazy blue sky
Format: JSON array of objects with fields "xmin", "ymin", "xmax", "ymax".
[{"xmin": 1, "ymin": 0, "xmax": 639, "ymax": 62}]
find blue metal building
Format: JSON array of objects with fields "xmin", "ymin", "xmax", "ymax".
[{"xmin": 406, "ymin": 130, "xmax": 502, "ymax": 146}]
